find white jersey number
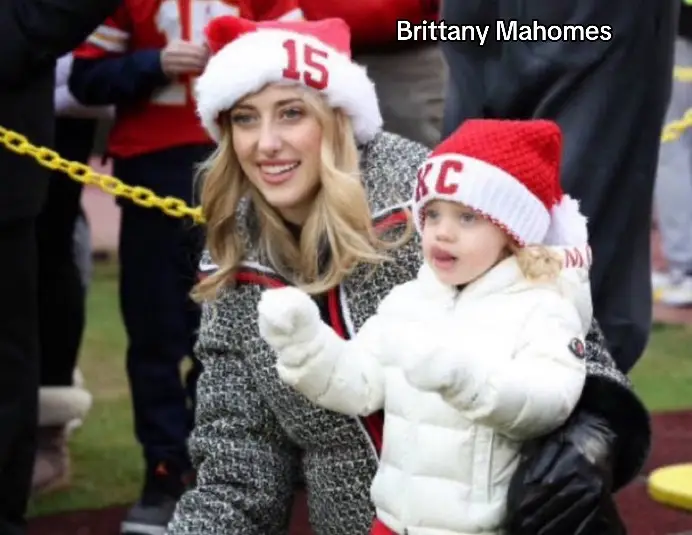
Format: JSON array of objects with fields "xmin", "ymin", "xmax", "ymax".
[{"xmin": 153, "ymin": 0, "xmax": 239, "ymax": 105}]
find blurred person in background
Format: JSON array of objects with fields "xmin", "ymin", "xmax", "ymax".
[
  {"xmin": 68, "ymin": 1, "xmax": 303, "ymax": 533},
  {"xmin": 653, "ymin": 0, "xmax": 692, "ymax": 307},
  {"xmin": 30, "ymin": 51, "xmax": 115, "ymax": 497},
  {"xmin": 300, "ymin": 0, "xmax": 444, "ymax": 148},
  {"xmin": 0, "ymin": 0, "xmax": 122, "ymax": 532},
  {"xmin": 441, "ymin": 0, "xmax": 674, "ymax": 375},
  {"xmin": 441, "ymin": 0, "xmax": 674, "ymax": 533}
]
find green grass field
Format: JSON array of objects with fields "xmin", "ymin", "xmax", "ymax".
[{"xmin": 26, "ymin": 260, "xmax": 692, "ymax": 517}]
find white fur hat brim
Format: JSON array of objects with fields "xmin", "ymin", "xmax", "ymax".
[{"xmin": 195, "ymin": 29, "xmax": 382, "ymax": 144}]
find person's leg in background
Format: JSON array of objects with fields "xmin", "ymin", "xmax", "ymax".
[
  {"xmin": 73, "ymin": 207, "xmax": 93, "ymax": 291},
  {"xmin": 183, "ymin": 251, "xmax": 203, "ymax": 427},
  {"xmin": 33, "ymin": 117, "xmax": 97, "ymax": 495},
  {"xmin": 0, "ymin": 218, "xmax": 39, "ymax": 535},
  {"xmin": 488, "ymin": 0, "xmax": 676, "ymax": 373},
  {"xmin": 354, "ymin": 44, "xmax": 447, "ymax": 148},
  {"xmin": 653, "ymin": 36, "xmax": 692, "ymax": 307},
  {"xmin": 116, "ymin": 144, "xmax": 209, "ymax": 535},
  {"xmin": 72, "ymin": 200, "xmax": 94, "ymax": 434},
  {"xmin": 72, "ymin": 115, "xmax": 111, "ymax": 293}
]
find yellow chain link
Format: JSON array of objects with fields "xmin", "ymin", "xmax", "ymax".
[
  {"xmin": 660, "ymin": 107, "xmax": 692, "ymax": 143},
  {"xmin": 674, "ymin": 66, "xmax": 692, "ymax": 83},
  {"xmin": 1, "ymin": 100, "xmax": 692, "ymax": 225},
  {"xmin": 0, "ymin": 126, "xmax": 205, "ymax": 224}
]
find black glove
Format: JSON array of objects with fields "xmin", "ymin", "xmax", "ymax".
[{"xmin": 505, "ymin": 409, "xmax": 626, "ymax": 535}]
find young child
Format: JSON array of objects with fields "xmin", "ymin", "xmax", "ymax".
[{"xmin": 257, "ymin": 119, "xmax": 593, "ymax": 535}]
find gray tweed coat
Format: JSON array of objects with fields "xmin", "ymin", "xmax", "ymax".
[{"xmin": 167, "ymin": 132, "xmax": 650, "ymax": 535}]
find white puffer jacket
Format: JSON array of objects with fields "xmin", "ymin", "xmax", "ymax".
[{"xmin": 262, "ymin": 246, "xmax": 592, "ymax": 535}]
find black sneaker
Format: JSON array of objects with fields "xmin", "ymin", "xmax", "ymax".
[{"xmin": 121, "ymin": 461, "xmax": 194, "ymax": 535}]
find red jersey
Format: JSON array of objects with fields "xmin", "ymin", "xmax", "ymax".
[{"xmin": 74, "ymin": 0, "xmax": 303, "ymax": 157}]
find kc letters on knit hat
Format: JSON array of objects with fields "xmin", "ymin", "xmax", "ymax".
[
  {"xmin": 412, "ymin": 119, "xmax": 589, "ymax": 247},
  {"xmin": 195, "ymin": 15, "xmax": 382, "ymax": 145}
]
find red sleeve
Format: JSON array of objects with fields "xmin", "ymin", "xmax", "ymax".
[
  {"xmin": 300, "ymin": 0, "xmax": 438, "ymax": 47},
  {"xmin": 250, "ymin": 0, "xmax": 303, "ymax": 21},
  {"xmin": 72, "ymin": 4, "xmax": 132, "ymax": 59}
]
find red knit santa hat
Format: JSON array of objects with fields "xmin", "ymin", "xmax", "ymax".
[
  {"xmin": 412, "ymin": 119, "xmax": 588, "ymax": 247},
  {"xmin": 195, "ymin": 16, "xmax": 381, "ymax": 145}
]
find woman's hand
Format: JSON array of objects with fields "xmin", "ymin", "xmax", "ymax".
[
  {"xmin": 160, "ymin": 39, "xmax": 210, "ymax": 77},
  {"xmin": 257, "ymin": 287, "xmax": 322, "ymax": 368},
  {"xmin": 505, "ymin": 409, "xmax": 626, "ymax": 535}
]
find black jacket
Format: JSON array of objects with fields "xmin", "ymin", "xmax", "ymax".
[
  {"xmin": 0, "ymin": 0, "xmax": 121, "ymax": 222},
  {"xmin": 680, "ymin": 1, "xmax": 692, "ymax": 40}
]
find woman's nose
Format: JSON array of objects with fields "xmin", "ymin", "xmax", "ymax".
[{"xmin": 257, "ymin": 122, "xmax": 282, "ymax": 154}]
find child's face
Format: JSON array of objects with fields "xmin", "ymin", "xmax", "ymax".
[{"xmin": 421, "ymin": 200, "xmax": 510, "ymax": 286}]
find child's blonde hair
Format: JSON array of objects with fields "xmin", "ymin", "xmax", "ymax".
[
  {"xmin": 191, "ymin": 89, "xmax": 413, "ymax": 302},
  {"xmin": 512, "ymin": 244, "xmax": 563, "ymax": 282}
]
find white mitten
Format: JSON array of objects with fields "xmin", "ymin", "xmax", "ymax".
[
  {"xmin": 257, "ymin": 287, "xmax": 322, "ymax": 367},
  {"xmin": 405, "ymin": 349, "xmax": 489, "ymax": 410},
  {"xmin": 404, "ymin": 350, "xmax": 465, "ymax": 394}
]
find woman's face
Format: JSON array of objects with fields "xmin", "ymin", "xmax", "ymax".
[{"xmin": 229, "ymin": 84, "xmax": 323, "ymax": 225}]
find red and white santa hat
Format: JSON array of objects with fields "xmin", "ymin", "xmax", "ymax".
[
  {"xmin": 412, "ymin": 119, "xmax": 589, "ymax": 247},
  {"xmin": 195, "ymin": 16, "xmax": 382, "ymax": 145}
]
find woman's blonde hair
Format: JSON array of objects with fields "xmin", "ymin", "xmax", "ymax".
[
  {"xmin": 512, "ymin": 244, "xmax": 563, "ymax": 282},
  {"xmin": 191, "ymin": 88, "xmax": 413, "ymax": 302}
]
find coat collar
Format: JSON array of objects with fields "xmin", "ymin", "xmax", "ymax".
[
  {"xmin": 415, "ymin": 245, "xmax": 592, "ymax": 315},
  {"xmin": 416, "ymin": 256, "xmax": 528, "ymax": 303}
]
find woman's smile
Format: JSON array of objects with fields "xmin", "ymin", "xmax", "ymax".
[{"xmin": 257, "ymin": 160, "xmax": 301, "ymax": 185}]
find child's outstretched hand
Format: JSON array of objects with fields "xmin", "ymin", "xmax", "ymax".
[
  {"xmin": 257, "ymin": 287, "xmax": 322, "ymax": 367},
  {"xmin": 405, "ymin": 349, "xmax": 485, "ymax": 410},
  {"xmin": 405, "ymin": 350, "xmax": 462, "ymax": 393}
]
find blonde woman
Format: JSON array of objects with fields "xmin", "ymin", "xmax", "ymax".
[{"xmin": 167, "ymin": 15, "xmax": 649, "ymax": 535}]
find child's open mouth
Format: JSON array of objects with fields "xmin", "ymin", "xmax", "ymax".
[{"xmin": 431, "ymin": 246, "xmax": 457, "ymax": 270}]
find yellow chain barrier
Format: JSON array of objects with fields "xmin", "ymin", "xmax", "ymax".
[
  {"xmin": 660, "ymin": 107, "xmax": 692, "ymax": 143},
  {"xmin": 0, "ymin": 126, "xmax": 205, "ymax": 224},
  {"xmin": 674, "ymin": 66, "xmax": 692, "ymax": 83},
  {"xmin": 1, "ymin": 99, "xmax": 692, "ymax": 224}
]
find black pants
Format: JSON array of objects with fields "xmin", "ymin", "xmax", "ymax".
[
  {"xmin": 441, "ymin": 0, "xmax": 677, "ymax": 372},
  {"xmin": 37, "ymin": 117, "xmax": 96, "ymax": 386},
  {"xmin": 0, "ymin": 218, "xmax": 39, "ymax": 535},
  {"xmin": 114, "ymin": 144, "xmax": 210, "ymax": 471}
]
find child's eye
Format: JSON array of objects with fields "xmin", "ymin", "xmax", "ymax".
[
  {"xmin": 460, "ymin": 212, "xmax": 477, "ymax": 223},
  {"xmin": 425, "ymin": 208, "xmax": 439, "ymax": 220}
]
